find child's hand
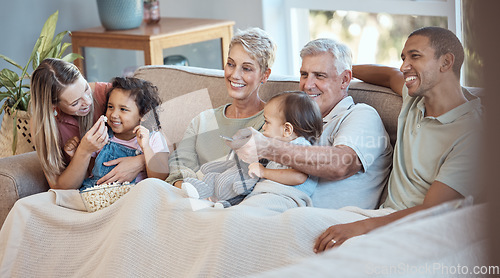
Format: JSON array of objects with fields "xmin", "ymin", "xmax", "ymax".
[
  {"xmin": 248, "ymin": 162, "xmax": 265, "ymax": 179},
  {"xmin": 134, "ymin": 125, "xmax": 150, "ymax": 150},
  {"xmin": 64, "ymin": 136, "xmax": 80, "ymax": 158}
]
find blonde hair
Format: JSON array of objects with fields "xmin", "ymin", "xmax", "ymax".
[
  {"xmin": 30, "ymin": 58, "xmax": 95, "ymax": 184},
  {"xmin": 229, "ymin": 27, "xmax": 277, "ymax": 74}
]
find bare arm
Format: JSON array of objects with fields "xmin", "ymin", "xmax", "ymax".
[
  {"xmin": 231, "ymin": 128, "xmax": 362, "ymax": 181},
  {"xmin": 144, "ymin": 152, "xmax": 169, "ymax": 180},
  {"xmin": 313, "ymin": 180, "xmax": 464, "ymax": 253},
  {"xmin": 262, "ymin": 168, "xmax": 307, "ymax": 185},
  {"xmin": 352, "ymin": 64, "xmax": 404, "ymax": 96},
  {"xmin": 47, "ymin": 146, "xmax": 94, "ymax": 189},
  {"xmin": 262, "ymin": 142, "xmax": 362, "ymax": 181},
  {"xmin": 133, "ymin": 126, "xmax": 169, "ymax": 181},
  {"xmin": 42, "ymin": 116, "xmax": 109, "ymax": 189},
  {"xmin": 248, "ymin": 162, "xmax": 308, "ymax": 185}
]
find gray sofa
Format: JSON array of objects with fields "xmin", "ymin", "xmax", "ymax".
[{"xmin": 0, "ymin": 65, "xmax": 403, "ymax": 227}]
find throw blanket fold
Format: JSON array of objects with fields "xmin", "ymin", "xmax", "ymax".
[
  {"xmin": 239, "ymin": 180, "xmax": 313, "ymax": 212},
  {"xmin": 0, "ymin": 178, "xmax": 486, "ymax": 277}
]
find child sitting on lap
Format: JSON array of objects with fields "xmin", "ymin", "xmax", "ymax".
[{"xmin": 184, "ymin": 91, "xmax": 323, "ymax": 207}]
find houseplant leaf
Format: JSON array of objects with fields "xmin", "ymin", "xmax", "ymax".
[
  {"xmin": 59, "ymin": 42, "xmax": 72, "ymax": 57},
  {"xmin": 0, "ymin": 10, "xmax": 81, "ymax": 155},
  {"xmin": 38, "ymin": 11, "xmax": 58, "ymax": 53},
  {"xmin": 0, "ymin": 69, "xmax": 20, "ymax": 88},
  {"xmin": 11, "ymin": 110, "xmax": 18, "ymax": 154},
  {"xmin": 45, "ymin": 31, "xmax": 68, "ymax": 56},
  {"xmin": 62, "ymin": 53, "xmax": 83, "ymax": 63},
  {"xmin": 0, "ymin": 93, "xmax": 12, "ymax": 103},
  {"xmin": 30, "ymin": 37, "xmax": 45, "ymax": 72},
  {"xmin": 0, "ymin": 54, "xmax": 23, "ymax": 71}
]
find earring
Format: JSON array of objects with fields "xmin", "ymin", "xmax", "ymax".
[{"xmin": 54, "ymin": 110, "xmax": 58, "ymax": 117}]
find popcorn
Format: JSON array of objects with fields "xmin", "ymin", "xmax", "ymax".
[
  {"xmin": 80, "ymin": 181, "xmax": 134, "ymax": 212},
  {"xmin": 103, "ymin": 116, "xmax": 108, "ymax": 123}
]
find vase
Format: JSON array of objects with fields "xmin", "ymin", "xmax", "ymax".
[
  {"xmin": 0, "ymin": 108, "xmax": 35, "ymax": 157},
  {"xmin": 144, "ymin": 0, "xmax": 161, "ymax": 24},
  {"xmin": 96, "ymin": 0, "xmax": 143, "ymax": 30}
]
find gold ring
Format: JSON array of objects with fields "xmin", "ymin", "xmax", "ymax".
[{"xmin": 331, "ymin": 239, "xmax": 337, "ymax": 244}]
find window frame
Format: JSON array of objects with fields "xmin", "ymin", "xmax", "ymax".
[{"xmin": 263, "ymin": 0, "xmax": 462, "ymax": 76}]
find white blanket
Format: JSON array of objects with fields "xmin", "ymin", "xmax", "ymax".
[{"xmin": 0, "ymin": 178, "xmax": 487, "ymax": 277}]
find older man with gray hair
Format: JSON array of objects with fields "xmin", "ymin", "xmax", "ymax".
[{"xmin": 229, "ymin": 38, "xmax": 393, "ymax": 209}]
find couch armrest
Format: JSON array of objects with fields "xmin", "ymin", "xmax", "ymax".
[{"xmin": 0, "ymin": 151, "xmax": 49, "ymax": 228}]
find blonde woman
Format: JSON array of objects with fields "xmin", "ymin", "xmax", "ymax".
[
  {"xmin": 167, "ymin": 27, "xmax": 277, "ymax": 188},
  {"xmin": 30, "ymin": 58, "xmax": 145, "ymax": 189}
]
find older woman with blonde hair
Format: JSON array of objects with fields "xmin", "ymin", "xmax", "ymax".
[
  {"xmin": 167, "ymin": 27, "xmax": 277, "ymax": 188},
  {"xmin": 30, "ymin": 58, "xmax": 145, "ymax": 189}
]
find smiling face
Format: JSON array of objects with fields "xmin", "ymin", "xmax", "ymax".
[
  {"xmin": 224, "ymin": 43, "xmax": 268, "ymax": 102},
  {"xmin": 400, "ymin": 35, "xmax": 442, "ymax": 97},
  {"xmin": 57, "ymin": 75, "xmax": 93, "ymax": 117},
  {"xmin": 299, "ymin": 52, "xmax": 348, "ymax": 117},
  {"xmin": 105, "ymin": 88, "xmax": 142, "ymax": 140}
]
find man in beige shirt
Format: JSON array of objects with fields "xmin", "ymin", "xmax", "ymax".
[{"xmin": 313, "ymin": 26, "xmax": 483, "ymax": 252}]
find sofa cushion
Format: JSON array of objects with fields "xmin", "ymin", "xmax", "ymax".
[
  {"xmin": 348, "ymin": 81, "xmax": 402, "ymax": 147},
  {"xmin": 133, "ymin": 65, "xmax": 402, "ymax": 147}
]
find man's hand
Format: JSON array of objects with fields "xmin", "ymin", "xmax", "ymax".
[
  {"xmin": 226, "ymin": 127, "xmax": 268, "ymax": 164},
  {"xmin": 313, "ymin": 182, "xmax": 464, "ymax": 253},
  {"xmin": 248, "ymin": 162, "xmax": 265, "ymax": 179},
  {"xmin": 64, "ymin": 136, "xmax": 80, "ymax": 158},
  {"xmin": 313, "ymin": 220, "xmax": 370, "ymax": 253},
  {"xmin": 97, "ymin": 155, "xmax": 145, "ymax": 184}
]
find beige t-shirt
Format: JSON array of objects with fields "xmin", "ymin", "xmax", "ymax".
[{"xmin": 382, "ymin": 86, "xmax": 483, "ymax": 210}]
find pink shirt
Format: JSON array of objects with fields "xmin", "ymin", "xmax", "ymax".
[{"xmin": 56, "ymin": 82, "xmax": 109, "ymax": 160}]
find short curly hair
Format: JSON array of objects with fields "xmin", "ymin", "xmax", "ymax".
[
  {"xmin": 229, "ymin": 27, "xmax": 277, "ymax": 74},
  {"xmin": 106, "ymin": 77, "xmax": 163, "ymax": 130},
  {"xmin": 409, "ymin": 26, "xmax": 464, "ymax": 78}
]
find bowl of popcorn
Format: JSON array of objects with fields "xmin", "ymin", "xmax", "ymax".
[{"xmin": 80, "ymin": 182, "xmax": 135, "ymax": 212}]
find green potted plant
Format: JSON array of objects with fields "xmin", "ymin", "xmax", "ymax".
[{"xmin": 0, "ymin": 10, "xmax": 82, "ymax": 156}]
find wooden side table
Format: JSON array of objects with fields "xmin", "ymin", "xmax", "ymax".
[{"xmin": 71, "ymin": 17, "xmax": 234, "ymax": 76}]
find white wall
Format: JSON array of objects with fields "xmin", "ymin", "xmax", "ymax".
[
  {"xmin": 161, "ymin": 0, "xmax": 263, "ymax": 29},
  {"xmin": 0, "ymin": 0, "xmax": 267, "ymax": 83},
  {"xmin": 0, "ymin": 1, "xmax": 101, "ymax": 77}
]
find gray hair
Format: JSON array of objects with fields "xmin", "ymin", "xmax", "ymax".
[
  {"xmin": 300, "ymin": 38, "xmax": 352, "ymax": 75},
  {"xmin": 229, "ymin": 27, "xmax": 277, "ymax": 73}
]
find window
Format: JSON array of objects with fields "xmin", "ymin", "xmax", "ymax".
[
  {"xmin": 462, "ymin": 0, "xmax": 483, "ymax": 87},
  {"xmin": 263, "ymin": 0, "xmax": 470, "ymax": 82},
  {"xmin": 308, "ymin": 10, "xmax": 448, "ymax": 68}
]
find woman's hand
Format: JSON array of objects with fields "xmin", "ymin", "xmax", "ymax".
[
  {"xmin": 227, "ymin": 127, "xmax": 268, "ymax": 164},
  {"xmin": 248, "ymin": 162, "xmax": 264, "ymax": 179},
  {"xmin": 313, "ymin": 220, "xmax": 370, "ymax": 253},
  {"xmin": 79, "ymin": 115, "xmax": 109, "ymax": 154},
  {"xmin": 47, "ymin": 115, "xmax": 108, "ymax": 190},
  {"xmin": 64, "ymin": 136, "xmax": 80, "ymax": 158},
  {"xmin": 97, "ymin": 154, "xmax": 146, "ymax": 184}
]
